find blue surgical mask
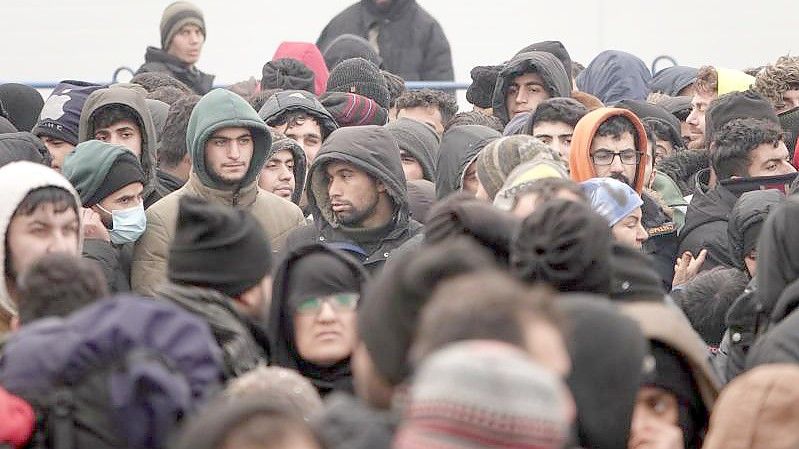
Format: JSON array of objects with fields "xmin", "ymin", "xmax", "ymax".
[{"xmin": 98, "ymin": 203, "xmax": 147, "ymax": 244}]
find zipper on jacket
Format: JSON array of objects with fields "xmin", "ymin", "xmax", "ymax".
[{"xmin": 232, "ymin": 190, "xmax": 240, "ymax": 207}]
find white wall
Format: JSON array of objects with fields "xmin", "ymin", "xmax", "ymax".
[{"xmin": 1, "ymin": 0, "xmax": 796, "ymax": 88}]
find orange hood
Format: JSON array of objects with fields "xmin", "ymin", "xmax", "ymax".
[{"xmin": 569, "ymin": 107, "xmax": 650, "ymax": 193}]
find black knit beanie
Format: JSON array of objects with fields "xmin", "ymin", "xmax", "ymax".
[
  {"xmin": 466, "ymin": 65, "xmax": 501, "ymax": 109},
  {"xmin": 511, "ymin": 199, "xmax": 613, "ymax": 295},
  {"xmin": 168, "ymin": 196, "xmax": 272, "ymax": 298},
  {"xmin": 326, "ymin": 58, "xmax": 391, "ymax": 109},
  {"xmin": 705, "ymin": 90, "xmax": 779, "ymax": 146},
  {"xmin": 609, "ymin": 244, "xmax": 665, "ymax": 302},
  {"xmin": 382, "ymin": 70, "xmax": 406, "ymax": 108},
  {"xmin": 84, "ymin": 151, "xmax": 145, "ymax": 207},
  {"xmin": 261, "ymin": 58, "xmax": 316, "ymax": 93}
]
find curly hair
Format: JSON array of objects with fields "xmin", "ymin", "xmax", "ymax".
[
  {"xmin": 695, "ymin": 66, "xmax": 718, "ymax": 96},
  {"xmin": 754, "ymin": 55, "xmax": 799, "ymax": 109},
  {"xmin": 395, "ymin": 89, "xmax": 459, "ymax": 125}
]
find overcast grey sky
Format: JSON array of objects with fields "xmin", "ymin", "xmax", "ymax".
[{"xmin": 1, "ymin": 0, "xmax": 795, "ymax": 87}]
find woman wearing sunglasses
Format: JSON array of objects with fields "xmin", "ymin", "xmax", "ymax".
[{"xmin": 268, "ymin": 243, "xmax": 369, "ymax": 396}]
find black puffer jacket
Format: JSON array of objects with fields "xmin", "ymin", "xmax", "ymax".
[
  {"xmin": 136, "ymin": 46, "xmax": 214, "ymax": 95},
  {"xmin": 491, "ymin": 51, "xmax": 572, "ymax": 125},
  {"xmin": 283, "ymin": 126, "xmax": 422, "ymax": 273},
  {"xmin": 642, "ymin": 191, "xmax": 678, "ymax": 290},
  {"xmin": 678, "ymin": 169, "xmax": 739, "ymax": 270},
  {"xmin": 316, "ymin": 0, "xmax": 453, "ymax": 82}
]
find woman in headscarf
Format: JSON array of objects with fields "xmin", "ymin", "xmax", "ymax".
[{"xmin": 268, "ymin": 243, "xmax": 369, "ymax": 396}]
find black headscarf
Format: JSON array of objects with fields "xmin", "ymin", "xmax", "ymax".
[
  {"xmin": 269, "ymin": 243, "xmax": 369, "ymax": 396},
  {"xmin": 511, "ymin": 199, "xmax": 614, "ymax": 295}
]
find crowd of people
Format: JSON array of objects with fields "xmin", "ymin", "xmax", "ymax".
[{"xmin": 2, "ymin": 1, "xmax": 799, "ymax": 448}]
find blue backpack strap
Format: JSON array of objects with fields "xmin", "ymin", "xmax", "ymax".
[{"xmin": 326, "ymin": 242, "xmax": 369, "ymax": 261}]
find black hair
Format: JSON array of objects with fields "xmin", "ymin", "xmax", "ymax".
[
  {"xmin": 90, "ymin": 104, "xmax": 142, "ymax": 138},
  {"xmin": 711, "ymin": 118, "xmax": 784, "ymax": 180},
  {"xmin": 6, "ymin": 186, "xmax": 79, "ymax": 286},
  {"xmin": 269, "ymin": 110, "xmax": 331, "ymax": 140},
  {"xmin": 645, "ymin": 117, "xmax": 685, "ymax": 152},
  {"xmin": 444, "ymin": 110, "xmax": 504, "ymax": 133},
  {"xmin": 159, "ymin": 95, "xmax": 201, "ymax": 168},
  {"xmin": 530, "ymin": 97, "xmax": 588, "ymax": 129},
  {"xmin": 510, "ymin": 177, "xmax": 586, "ymax": 209},
  {"xmin": 595, "ymin": 114, "xmax": 642, "ymax": 151},
  {"xmin": 17, "ymin": 254, "xmax": 108, "ymax": 325},
  {"xmin": 674, "ymin": 267, "xmax": 749, "ymax": 347},
  {"xmin": 395, "ymin": 89, "xmax": 459, "ymax": 125},
  {"xmin": 382, "ymin": 70, "xmax": 406, "ymax": 108}
]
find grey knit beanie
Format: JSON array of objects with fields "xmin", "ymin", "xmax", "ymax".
[
  {"xmin": 326, "ymin": 57, "xmax": 391, "ymax": 109},
  {"xmin": 160, "ymin": 1, "xmax": 205, "ymax": 50}
]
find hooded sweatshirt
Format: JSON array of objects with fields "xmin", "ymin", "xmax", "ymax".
[
  {"xmin": 0, "ymin": 132, "xmax": 52, "ymax": 167},
  {"xmin": 268, "ymin": 243, "xmax": 369, "ymax": 396},
  {"xmin": 702, "ymin": 364, "xmax": 799, "ymax": 449},
  {"xmin": 568, "ymin": 108, "xmax": 650, "ymax": 193},
  {"xmin": 270, "ymin": 134, "xmax": 308, "ymax": 205},
  {"xmin": 577, "ymin": 50, "xmax": 652, "ymax": 105},
  {"xmin": 556, "ymin": 296, "xmax": 647, "ymax": 449},
  {"xmin": 285, "ymin": 126, "xmax": 421, "ymax": 272},
  {"xmin": 386, "ymin": 117, "xmax": 439, "ymax": 182},
  {"xmin": 132, "ymin": 89, "xmax": 306, "ymax": 296},
  {"xmin": 727, "ymin": 190, "xmax": 783, "ymax": 272},
  {"xmin": 649, "ymin": 66, "xmax": 698, "ymax": 96},
  {"xmin": 78, "ymin": 86, "xmax": 161, "ymax": 208},
  {"xmin": 435, "ymin": 125, "xmax": 501, "ymax": 199},
  {"xmin": 491, "ymin": 51, "xmax": 572, "ymax": 125},
  {"xmin": 273, "ymin": 42, "xmax": 330, "ymax": 96},
  {"xmin": 0, "ymin": 161, "xmax": 83, "ymax": 333},
  {"xmin": 621, "ymin": 302, "xmax": 720, "ymax": 449},
  {"xmin": 136, "ymin": 46, "xmax": 214, "ymax": 95}
]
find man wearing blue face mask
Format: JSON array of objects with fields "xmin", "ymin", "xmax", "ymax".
[{"xmin": 63, "ymin": 140, "xmax": 147, "ymax": 293}]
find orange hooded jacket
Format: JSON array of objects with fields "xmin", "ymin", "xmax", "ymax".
[{"xmin": 569, "ymin": 107, "xmax": 650, "ymax": 193}]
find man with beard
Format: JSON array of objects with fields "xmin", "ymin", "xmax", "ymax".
[
  {"xmin": 283, "ymin": 125, "xmax": 422, "ymax": 273},
  {"xmin": 569, "ymin": 108, "xmax": 678, "ymax": 289}
]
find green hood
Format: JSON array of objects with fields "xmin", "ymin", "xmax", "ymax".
[
  {"xmin": 186, "ymin": 89, "xmax": 272, "ymax": 191},
  {"xmin": 62, "ymin": 140, "xmax": 142, "ymax": 206},
  {"xmin": 78, "ymin": 86, "xmax": 158, "ymax": 200}
]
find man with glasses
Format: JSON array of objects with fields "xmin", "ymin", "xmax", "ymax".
[{"xmin": 569, "ymin": 108, "xmax": 679, "ymax": 289}]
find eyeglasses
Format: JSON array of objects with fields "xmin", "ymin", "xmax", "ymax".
[
  {"xmin": 590, "ymin": 150, "xmax": 640, "ymax": 166},
  {"xmin": 295, "ymin": 293, "xmax": 360, "ymax": 315}
]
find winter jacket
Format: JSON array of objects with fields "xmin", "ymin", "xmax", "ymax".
[
  {"xmin": 652, "ymin": 171, "xmax": 688, "ymax": 231},
  {"xmin": 136, "ymin": 46, "xmax": 214, "ymax": 95},
  {"xmin": 154, "ymin": 282, "xmax": 267, "ymax": 379},
  {"xmin": 569, "ymin": 107, "xmax": 650, "ymax": 193},
  {"xmin": 727, "ymin": 190, "xmax": 783, "ymax": 272},
  {"xmin": 702, "ymin": 364, "xmax": 799, "ymax": 449},
  {"xmin": 273, "ymin": 41, "xmax": 329, "ymax": 96},
  {"xmin": 747, "ymin": 305, "xmax": 799, "ymax": 369},
  {"xmin": 435, "ymin": 125, "xmax": 501, "ymax": 199},
  {"xmin": 283, "ymin": 126, "xmax": 421, "ymax": 273},
  {"xmin": 576, "ymin": 50, "xmax": 651, "ymax": 105},
  {"xmin": 491, "ymin": 51, "xmax": 572, "ymax": 125},
  {"xmin": 77, "ymin": 86, "xmax": 162, "ymax": 208},
  {"xmin": 313, "ymin": 393, "xmax": 397, "ymax": 449},
  {"xmin": 678, "ymin": 169, "xmax": 739, "ymax": 270},
  {"xmin": 132, "ymin": 89, "xmax": 306, "ymax": 296},
  {"xmin": 316, "ymin": 0, "xmax": 453, "ymax": 83},
  {"xmin": 268, "ymin": 243, "xmax": 369, "ymax": 395},
  {"xmin": 722, "ymin": 277, "xmax": 758, "ymax": 382},
  {"xmin": 0, "ymin": 162, "xmax": 83, "ymax": 334},
  {"xmin": 642, "ymin": 190, "xmax": 679, "ymax": 290},
  {"xmin": 0, "ymin": 132, "xmax": 51, "ymax": 167},
  {"xmin": 82, "ymin": 240, "xmax": 134, "ymax": 293}
]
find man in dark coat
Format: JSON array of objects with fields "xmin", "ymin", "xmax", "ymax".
[
  {"xmin": 283, "ymin": 125, "xmax": 422, "ymax": 273},
  {"xmin": 135, "ymin": 1, "xmax": 215, "ymax": 95},
  {"xmin": 316, "ymin": 0, "xmax": 454, "ymax": 83}
]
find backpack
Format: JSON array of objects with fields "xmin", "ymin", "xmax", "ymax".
[{"xmin": 0, "ymin": 296, "xmax": 223, "ymax": 449}]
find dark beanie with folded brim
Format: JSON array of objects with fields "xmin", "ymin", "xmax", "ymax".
[
  {"xmin": 168, "ymin": 196, "xmax": 272, "ymax": 298},
  {"xmin": 467, "ymin": 65, "xmax": 501, "ymax": 109},
  {"xmin": 261, "ymin": 58, "xmax": 316, "ymax": 93},
  {"xmin": 705, "ymin": 90, "xmax": 779, "ymax": 145},
  {"xmin": 326, "ymin": 57, "xmax": 391, "ymax": 109}
]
